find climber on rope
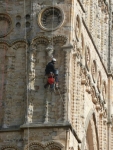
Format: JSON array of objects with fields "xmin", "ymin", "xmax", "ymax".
[{"xmin": 44, "ymin": 58, "xmax": 59, "ymax": 89}]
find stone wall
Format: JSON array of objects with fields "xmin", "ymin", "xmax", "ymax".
[{"xmin": 0, "ymin": 0, "xmax": 113, "ymax": 150}]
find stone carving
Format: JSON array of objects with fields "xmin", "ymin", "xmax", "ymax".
[
  {"xmin": 26, "ymin": 103, "xmax": 34, "ymax": 123},
  {"xmin": 81, "ymin": 34, "xmax": 85, "ymax": 56},
  {"xmin": 44, "ymin": 100, "xmax": 49, "ymax": 124},
  {"xmin": 0, "ymin": 14, "xmax": 12, "ymax": 37},
  {"xmin": 80, "ymin": 66, "xmax": 87, "ymax": 84},
  {"xmin": 32, "ymin": 36, "xmax": 49, "ymax": 48},
  {"xmin": 91, "ymin": 86, "xmax": 97, "ymax": 104},
  {"xmin": 85, "ymin": 47, "xmax": 90, "ymax": 71},
  {"xmin": 102, "ymin": 81, "xmax": 106, "ymax": 101},
  {"xmin": 97, "ymin": 71, "xmax": 102, "ymax": 92},
  {"xmin": 85, "ymin": 75, "xmax": 91, "ymax": 93},
  {"xmin": 1, "ymin": 146, "xmax": 18, "ymax": 150},
  {"xmin": 75, "ymin": 15, "xmax": 81, "ymax": 40},
  {"xmin": 53, "ymin": 35, "xmax": 67, "ymax": 46},
  {"xmin": 25, "ymin": 141, "xmax": 63, "ymax": 150},
  {"xmin": 46, "ymin": 44, "xmax": 54, "ymax": 58},
  {"xmin": 91, "ymin": 60, "xmax": 97, "ymax": 82},
  {"xmin": 29, "ymin": 51, "xmax": 36, "ymax": 90}
]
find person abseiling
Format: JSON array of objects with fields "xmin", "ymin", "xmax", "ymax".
[{"xmin": 44, "ymin": 58, "xmax": 59, "ymax": 89}]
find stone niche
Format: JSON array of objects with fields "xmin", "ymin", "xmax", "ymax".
[
  {"xmin": 1, "ymin": 42, "xmax": 27, "ymax": 127},
  {"xmin": 0, "ymin": 14, "xmax": 12, "ymax": 38}
]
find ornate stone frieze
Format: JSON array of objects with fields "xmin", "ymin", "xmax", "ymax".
[
  {"xmin": 97, "ymin": 71, "xmax": 102, "ymax": 93},
  {"xmin": 1, "ymin": 146, "xmax": 18, "ymax": 150},
  {"xmin": 32, "ymin": 36, "xmax": 50, "ymax": 47},
  {"xmin": 75, "ymin": 15, "xmax": 81, "ymax": 40},
  {"xmin": 80, "ymin": 66, "xmax": 87, "ymax": 85},
  {"xmin": 85, "ymin": 46, "xmax": 90, "ymax": 71},
  {"xmin": 85, "ymin": 75, "xmax": 91, "ymax": 93},
  {"xmin": 25, "ymin": 141, "xmax": 63, "ymax": 150},
  {"xmin": 102, "ymin": 81, "xmax": 106, "ymax": 101},
  {"xmin": 90, "ymin": 85, "xmax": 98, "ymax": 104},
  {"xmin": 53, "ymin": 35, "xmax": 67, "ymax": 46},
  {"xmin": 91, "ymin": 60, "xmax": 97, "ymax": 83}
]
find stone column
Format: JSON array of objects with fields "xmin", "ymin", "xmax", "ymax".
[{"xmin": 62, "ymin": 44, "xmax": 73, "ymax": 123}]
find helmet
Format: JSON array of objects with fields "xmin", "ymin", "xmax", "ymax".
[{"xmin": 52, "ymin": 58, "xmax": 56, "ymax": 62}]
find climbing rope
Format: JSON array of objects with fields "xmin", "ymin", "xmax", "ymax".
[{"xmin": 24, "ymin": 0, "xmax": 30, "ymax": 149}]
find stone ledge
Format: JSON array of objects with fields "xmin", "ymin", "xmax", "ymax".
[
  {"xmin": 0, "ymin": 127, "xmax": 20, "ymax": 132},
  {"xmin": 20, "ymin": 122, "xmax": 70, "ymax": 129},
  {"xmin": 20, "ymin": 122, "xmax": 81, "ymax": 143}
]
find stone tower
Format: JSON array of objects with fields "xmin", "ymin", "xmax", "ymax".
[{"xmin": 0, "ymin": 0, "xmax": 113, "ymax": 150}]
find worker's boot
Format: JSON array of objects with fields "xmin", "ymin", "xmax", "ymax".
[{"xmin": 50, "ymin": 83, "xmax": 54, "ymax": 89}]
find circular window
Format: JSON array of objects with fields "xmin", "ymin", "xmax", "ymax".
[
  {"xmin": 0, "ymin": 14, "xmax": 12, "ymax": 37},
  {"xmin": 38, "ymin": 7, "xmax": 64, "ymax": 31}
]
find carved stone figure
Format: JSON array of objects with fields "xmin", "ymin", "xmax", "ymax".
[{"xmin": 26, "ymin": 103, "xmax": 34, "ymax": 123}]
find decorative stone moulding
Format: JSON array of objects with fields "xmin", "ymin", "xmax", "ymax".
[
  {"xmin": 1, "ymin": 146, "xmax": 18, "ymax": 150},
  {"xmin": 91, "ymin": 60, "xmax": 97, "ymax": 83},
  {"xmin": 25, "ymin": 141, "xmax": 63, "ymax": 150},
  {"xmin": 103, "ymin": 118, "xmax": 107, "ymax": 125},
  {"xmin": 91, "ymin": 86, "xmax": 98, "ymax": 104},
  {"xmin": 81, "ymin": 33, "xmax": 85, "ymax": 57},
  {"xmin": 80, "ymin": 66, "xmax": 87, "ymax": 84},
  {"xmin": 85, "ymin": 75, "xmax": 91, "ymax": 94},
  {"xmin": 75, "ymin": 15, "xmax": 81, "ymax": 41},
  {"xmin": 32, "ymin": 36, "xmax": 50, "ymax": 48},
  {"xmin": 85, "ymin": 46, "xmax": 90, "ymax": 71},
  {"xmin": 0, "ymin": 13, "xmax": 12, "ymax": 38},
  {"xmin": 96, "ymin": 103, "xmax": 101, "ymax": 111},
  {"xmin": 102, "ymin": 81, "xmax": 106, "ymax": 101},
  {"xmin": 38, "ymin": 6, "xmax": 64, "ymax": 31},
  {"xmin": 53, "ymin": 35, "xmax": 67, "ymax": 46},
  {"xmin": 97, "ymin": 71, "xmax": 102, "ymax": 93}
]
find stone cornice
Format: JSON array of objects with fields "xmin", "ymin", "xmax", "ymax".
[
  {"xmin": 0, "ymin": 39, "xmax": 28, "ymax": 47},
  {"xmin": 20, "ymin": 123, "xmax": 81, "ymax": 143}
]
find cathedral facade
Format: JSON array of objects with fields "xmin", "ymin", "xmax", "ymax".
[{"xmin": 0, "ymin": 0, "xmax": 113, "ymax": 150}]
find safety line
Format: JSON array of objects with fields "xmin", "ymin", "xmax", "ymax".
[
  {"xmin": 24, "ymin": 0, "xmax": 30, "ymax": 149},
  {"xmin": 1, "ymin": 0, "xmax": 9, "ymax": 126}
]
